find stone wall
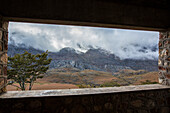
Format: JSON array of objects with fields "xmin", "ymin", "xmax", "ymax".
[
  {"xmin": 0, "ymin": 16, "xmax": 8, "ymax": 93},
  {"xmin": 159, "ymin": 31, "xmax": 170, "ymax": 85},
  {"xmin": 0, "ymin": 15, "xmax": 169, "ymax": 113},
  {"xmin": 0, "ymin": 89, "xmax": 170, "ymax": 113}
]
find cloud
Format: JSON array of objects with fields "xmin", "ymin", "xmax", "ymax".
[{"xmin": 8, "ymin": 22, "xmax": 159, "ymax": 60}]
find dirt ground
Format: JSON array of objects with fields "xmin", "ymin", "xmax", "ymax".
[
  {"xmin": 7, "ymin": 70, "xmax": 158, "ymax": 91},
  {"xmin": 7, "ymin": 82, "xmax": 79, "ymax": 91},
  {"xmin": 133, "ymin": 72, "xmax": 158, "ymax": 85}
]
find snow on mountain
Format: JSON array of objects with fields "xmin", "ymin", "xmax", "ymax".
[
  {"xmin": 8, "ymin": 42, "xmax": 158, "ymax": 74},
  {"xmin": 75, "ymin": 43, "xmax": 112, "ymax": 56}
]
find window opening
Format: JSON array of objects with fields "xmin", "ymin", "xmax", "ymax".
[{"xmin": 7, "ymin": 22, "xmax": 159, "ymax": 91}]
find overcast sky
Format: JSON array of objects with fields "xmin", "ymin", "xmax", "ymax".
[{"xmin": 8, "ymin": 22, "xmax": 159, "ymax": 60}]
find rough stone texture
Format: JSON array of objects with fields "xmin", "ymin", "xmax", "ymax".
[
  {"xmin": 1, "ymin": 84, "xmax": 169, "ymax": 98},
  {"xmin": 159, "ymin": 31, "xmax": 170, "ymax": 85},
  {"xmin": 0, "ymin": 89, "xmax": 170, "ymax": 113},
  {"xmin": 0, "ymin": 17, "xmax": 8, "ymax": 93}
]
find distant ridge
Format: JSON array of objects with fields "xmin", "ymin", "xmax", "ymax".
[{"xmin": 8, "ymin": 44, "xmax": 158, "ymax": 74}]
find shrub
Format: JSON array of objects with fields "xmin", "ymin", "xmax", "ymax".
[
  {"xmin": 7, "ymin": 51, "xmax": 52, "ymax": 90},
  {"xmin": 100, "ymin": 81, "xmax": 120, "ymax": 87},
  {"xmin": 77, "ymin": 84, "xmax": 96, "ymax": 88},
  {"xmin": 141, "ymin": 80, "xmax": 158, "ymax": 85}
]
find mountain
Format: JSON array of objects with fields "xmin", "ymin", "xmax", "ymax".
[
  {"xmin": 7, "ymin": 44, "xmax": 158, "ymax": 74},
  {"xmin": 8, "ymin": 44, "xmax": 44, "ymax": 57}
]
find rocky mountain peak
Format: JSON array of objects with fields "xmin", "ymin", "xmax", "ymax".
[
  {"xmin": 59, "ymin": 47, "xmax": 77, "ymax": 54},
  {"xmin": 8, "ymin": 43, "xmax": 158, "ymax": 74}
]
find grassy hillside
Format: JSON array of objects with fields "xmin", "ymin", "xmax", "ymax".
[
  {"xmin": 39, "ymin": 68, "xmax": 118, "ymax": 86},
  {"xmin": 39, "ymin": 68, "xmax": 158, "ymax": 87},
  {"xmin": 7, "ymin": 68, "xmax": 158, "ymax": 91}
]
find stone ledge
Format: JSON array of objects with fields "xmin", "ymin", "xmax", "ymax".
[{"xmin": 0, "ymin": 84, "xmax": 170, "ymax": 98}]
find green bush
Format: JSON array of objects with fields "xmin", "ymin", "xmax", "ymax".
[
  {"xmin": 7, "ymin": 51, "xmax": 52, "ymax": 90},
  {"xmin": 77, "ymin": 81, "xmax": 121, "ymax": 88},
  {"xmin": 141, "ymin": 80, "xmax": 158, "ymax": 85},
  {"xmin": 77, "ymin": 84, "xmax": 95, "ymax": 88},
  {"xmin": 100, "ymin": 81, "xmax": 120, "ymax": 87}
]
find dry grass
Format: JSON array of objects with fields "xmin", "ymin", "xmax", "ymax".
[
  {"xmin": 7, "ymin": 82, "xmax": 78, "ymax": 91},
  {"xmin": 7, "ymin": 68, "xmax": 159, "ymax": 91},
  {"xmin": 133, "ymin": 72, "xmax": 158, "ymax": 85}
]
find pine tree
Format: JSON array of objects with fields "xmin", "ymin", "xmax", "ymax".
[{"xmin": 7, "ymin": 51, "xmax": 52, "ymax": 90}]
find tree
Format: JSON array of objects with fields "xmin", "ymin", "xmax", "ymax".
[{"xmin": 7, "ymin": 51, "xmax": 52, "ymax": 90}]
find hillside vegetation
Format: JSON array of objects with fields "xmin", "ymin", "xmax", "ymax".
[
  {"xmin": 39, "ymin": 67, "xmax": 158, "ymax": 87},
  {"xmin": 7, "ymin": 44, "xmax": 158, "ymax": 90},
  {"xmin": 7, "ymin": 67, "xmax": 158, "ymax": 90}
]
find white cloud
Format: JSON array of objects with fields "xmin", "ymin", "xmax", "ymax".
[{"xmin": 8, "ymin": 22, "xmax": 159, "ymax": 60}]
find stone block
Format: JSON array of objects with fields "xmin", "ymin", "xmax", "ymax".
[
  {"xmin": 165, "ymin": 74, "xmax": 170, "ymax": 79},
  {"xmin": 159, "ymin": 49, "xmax": 163, "ymax": 55},
  {"xmin": 138, "ymin": 110, "xmax": 148, "ymax": 113},
  {"xmin": 44, "ymin": 98, "xmax": 62, "ymax": 111},
  {"xmin": 0, "ymin": 78, "xmax": 6, "ymax": 93},
  {"xmin": 160, "ymin": 107, "xmax": 169, "ymax": 113},
  {"xmin": 163, "ymin": 40, "xmax": 170, "ymax": 48},
  {"xmin": 0, "ymin": 30, "xmax": 2, "ymax": 40},
  {"xmin": 4, "ymin": 40, "xmax": 8, "ymax": 50},
  {"xmin": 12, "ymin": 103, "xmax": 24, "ymax": 109},
  {"xmin": 166, "ymin": 97, "xmax": 170, "ymax": 106},
  {"xmin": 64, "ymin": 98, "xmax": 73, "ymax": 104},
  {"xmin": 130, "ymin": 100, "xmax": 143, "ymax": 108},
  {"xmin": 3, "ymin": 66, "xmax": 7, "ymax": 75},
  {"xmin": 159, "ymin": 33, "xmax": 164, "ymax": 39},
  {"xmin": 167, "ymin": 57, "xmax": 170, "ymax": 61},
  {"xmin": 28, "ymin": 100, "xmax": 42, "ymax": 110},
  {"xmin": 162, "ymin": 49, "xmax": 168, "ymax": 56},
  {"xmin": 0, "ymin": 78, "xmax": 4, "ymax": 86},
  {"xmin": 160, "ymin": 49, "xmax": 168, "ymax": 57},
  {"xmin": 104, "ymin": 103, "xmax": 113, "ymax": 110},
  {"xmin": 94, "ymin": 105, "xmax": 102, "ymax": 111},
  {"xmin": 145, "ymin": 99, "xmax": 155, "ymax": 108},
  {"xmin": 158, "ymin": 66, "xmax": 166, "ymax": 72},
  {"xmin": 159, "ymin": 42, "xmax": 162, "ymax": 48},
  {"xmin": 1, "ymin": 53, "xmax": 7, "ymax": 64},
  {"xmin": 0, "ymin": 42, "xmax": 2, "ymax": 51},
  {"xmin": 164, "ymin": 62, "xmax": 169, "ymax": 66},
  {"xmin": 71, "ymin": 105, "xmax": 86, "ymax": 113},
  {"xmin": 11, "ymin": 110, "xmax": 30, "ymax": 113},
  {"xmin": 2, "ymin": 21, "xmax": 8, "ymax": 31},
  {"xmin": 158, "ymin": 59, "xmax": 162, "ymax": 66}
]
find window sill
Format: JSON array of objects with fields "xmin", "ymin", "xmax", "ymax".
[{"xmin": 0, "ymin": 84, "xmax": 170, "ymax": 98}]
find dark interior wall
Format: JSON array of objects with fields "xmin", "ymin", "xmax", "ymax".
[
  {"xmin": 1, "ymin": 89, "xmax": 170, "ymax": 113},
  {"xmin": 0, "ymin": 0, "xmax": 170, "ymax": 30}
]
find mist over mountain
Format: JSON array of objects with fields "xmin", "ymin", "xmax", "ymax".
[
  {"xmin": 8, "ymin": 43, "xmax": 158, "ymax": 74},
  {"xmin": 9, "ymin": 22, "xmax": 159, "ymax": 60},
  {"xmin": 8, "ymin": 22, "xmax": 159, "ymax": 74}
]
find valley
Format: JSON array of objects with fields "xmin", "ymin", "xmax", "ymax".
[
  {"xmin": 7, "ymin": 67, "xmax": 158, "ymax": 91},
  {"xmin": 7, "ymin": 44, "xmax": 159, "ymax": 91}
]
